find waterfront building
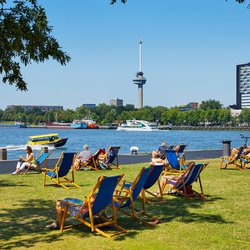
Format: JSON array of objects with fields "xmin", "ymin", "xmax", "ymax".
[
  {"xmin": 230, "ymin": 109, "xmax": 242, "ymax": 117},
  {"xmin": 6, "ymin": 105, "xmax": 63, "ymax": 113},
  {"xmin": 82, "ymin": 104, "xmax": 96, "ymax": 109},
  {"xmin": 179, "ymin": 102, "xmax": 199, "ymax": 112},
  {"xmin": 110, "ymin": 98, "xmax": 123, "ymax": 107},
  {"xmin": 236, "ymin": 62, "xmax": 250, "ymax": 108}
]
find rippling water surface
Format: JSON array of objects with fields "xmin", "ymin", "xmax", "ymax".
[{"xmin": 0, "ymin": 128, "xmax": 249, "ymax": 159}]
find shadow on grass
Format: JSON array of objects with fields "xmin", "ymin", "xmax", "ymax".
[
  {"xmin": 145, "ymin": 195, "xmax": 231, "ymax": 225},
  {"xmin": 0, "ymin": 199, "xmax": 64, "ymax": 249},
  {"xmin": 0, "ymin": 193, "xmax": 231, "ymax": 248},
  {"xmin": 0, "ymin": 198, "xmax": 143, "ymax": 248},
  {"xmin": 0, "ymin": 180, "xmax": 29, "ymax": 187}
]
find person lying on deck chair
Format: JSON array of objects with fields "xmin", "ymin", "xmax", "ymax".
[
  {"xmin": 11, "ymin": 146, "xmax": 37, "ymax": 175},
  {"xmin": 46, "ymin": 194, "xmax": 97, "ymax": 230},
  {"xmin": 73, "ymin": 144, "xmax": 93, "ymax": 170},
  {"xmin": 156, "ymin": 172, "xmax": 187, "ymax": 195}
]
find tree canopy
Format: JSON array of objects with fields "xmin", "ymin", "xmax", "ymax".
[
  {"xmin": 0, "ymin": 0, "xmax": 70, "ymax": 91},
  {"xmin": 0, "ymin": 100, "xmax": 247, "ymax": 127},
  {"xmin": 200, "ymin": 100, "xmax": 223, "ymax": 110}
]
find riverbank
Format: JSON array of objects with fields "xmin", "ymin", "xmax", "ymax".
[
  {"xmin": 0, "ymin": 149, "xmax": 222, "ymax": 174},
  {"xmin": 169, "ymin": 126, "xmax": 250, "ymax": 131}
]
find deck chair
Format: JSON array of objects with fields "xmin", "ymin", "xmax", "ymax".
[
  {"xmin": 79, "ymin": 149, "xmax": 100, "ymax": 171},
  {"xmin": 142, "ymin": 163, "xmax": 166, "ymax": 204},
  {"xmin": 114, "ymin": 167, "xmax": 159, "ymax": 226},
  {"xmin": 60, "ymin": 175, "xmax": 127, "ymax": 238},
  {"xmin": 164, "ymin": 149, "xmax": 194, "ymax": 174},
  {"xmin": 175, "ymin": 144, "xmax": 187, "ymax": 164},
  {"xmin": 121, "ymin": 163, "xmax": 166, "ymax": 204},
  {"xmin": 42, "ymin": 152, "xmax": 79, "ymax": 190},
  {"xmin": 239, "ymin": 152, "xmax": 250, "ymax": 170},
  {"xmin": 161, "ymin": 163, "xmax": 208, "ymax": 199},
  {"xmin": 24, "ymin": 152, "xmax": 52, "ymax": 174},
  {"xmin": 219, "ymin": 146, "xmax": 244, "ymax": 170},
  {"xmin": 99, "ymin": 146, "xmax": 121, "ymax": 169}
]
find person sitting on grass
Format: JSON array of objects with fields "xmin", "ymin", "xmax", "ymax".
[
  {"xmin": 46, "ymin": 194, "xmax": 96, "ymax": 230},
  {"xmin": 11, "ymin": 146, "xmax": 37, "ymax": 175},
  {"xmin": 73, "ymin": 144, "xmax": 93, "ymax": 170}
]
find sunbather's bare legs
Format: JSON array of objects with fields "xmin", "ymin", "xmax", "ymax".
[
  {"xmin": 156, "ymin": 175, "xmax": 177, "ymax": 194},
  {"xmin": 46, "ymin": 195, "xmax": 96, "ymax": 229}
]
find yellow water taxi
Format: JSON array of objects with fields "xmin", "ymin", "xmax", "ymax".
[{"xmin": 28, "ymin": 133, "xmax": 68, "ymax": 148}]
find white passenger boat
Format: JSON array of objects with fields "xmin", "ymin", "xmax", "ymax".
[{"xmin": 117, "ymin": 120, "xmax": 159, "ymax": 131}]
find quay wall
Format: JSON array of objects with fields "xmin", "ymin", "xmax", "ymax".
[
  {"xmin": 0, "ymin": 149, "xmax": 222, "ymax": 174},
  {"xmin": 169, "ymin": 126, "xmax": 250, "ymax": 131}
]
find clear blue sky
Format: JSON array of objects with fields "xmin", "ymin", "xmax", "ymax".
[{"xmin": 1, "ymin": 0, "xmax": 250, "ymax": 110}]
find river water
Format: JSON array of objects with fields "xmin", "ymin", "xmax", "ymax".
[{"xmin": 0, "ymin": 128, "xmax": 249, "ymax": 159}]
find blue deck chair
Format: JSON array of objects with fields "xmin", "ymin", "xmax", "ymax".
[
  {"xmin": 175, "ymin": 144, "xmax": 187, "ymax": 164},
  {"xmin": 99, "ymin": 146, "xmax": 121, "ymax": 169},
  {"xmin": 122, "ymin": 163, "xmax": 166, "ymax": 204},
  {"xmin": 24, "ymin": 151, "xmax": 52, "ymax": 174},
  {"xmin": 114, "ymin": 167, "xmax": 159, "ymax": 226},
  {"xmin": 60, "ymin": 175, "xmax": 127, "ymax": 238},
  {"xmin": 162, "ymin": 163, "xmax": 208, "ymax": 199},
  {"xmin": 164, "ymin": 149, "xmax": 194, "ymax": 174},
  {"xmin": 42, "ymin": 152, "xmax": 79, "ymax": 189},
  {"xmin": 143, "ymin": 163, "xmax": 166, "ymax": 203},
  {"xmin": 219, "ymin": 146, "xmax": 244, "ymax": 170}
]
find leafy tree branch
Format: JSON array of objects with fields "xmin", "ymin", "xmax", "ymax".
[{"xmin": 0, "ymin": 0, "xmax": 70, "ymax": 91}]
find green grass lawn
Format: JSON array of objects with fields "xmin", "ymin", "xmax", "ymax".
[{"xmin": 0, "ymin": 159, "xmax": 250, "ymax": 250}]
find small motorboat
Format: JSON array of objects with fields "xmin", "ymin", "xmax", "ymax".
[{"xmin": 27, "ymin": 133, "xmax": 68, "ymax": 147}]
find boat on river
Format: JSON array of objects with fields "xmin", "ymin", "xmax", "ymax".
[
  {"xmin": 70, "ymin": 120, "xmax": 88, "ymax": 129},
  {"xmin": 45, "ymin": 122, "xmax": 72, "ymax": 129},
  {"xmin": 27, "ymin": 133, "xmax": 68, "ymax": 147},
  {"xmin": 0, "ymin": 122, "xmax": 27, "ymax": 128},
  {"xmin": 117, "ymin": 120, "xmax": 159, "ymax": 131},
  {"xmin": 82, "ymin": 119, "xmax": 99, "ymax": 129}
]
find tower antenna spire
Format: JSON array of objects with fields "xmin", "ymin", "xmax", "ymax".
[{"xmin": 139, "ymin": 40, "xmax": 142, "ymax": 72}]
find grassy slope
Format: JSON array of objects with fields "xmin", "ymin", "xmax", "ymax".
[{"xmin": 0, "ymin": 159, "xmax": 250, "ymax": 250}]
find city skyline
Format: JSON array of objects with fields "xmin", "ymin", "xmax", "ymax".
[{"xmin": 0, "ymin": 1, "xmax": 250, "ymax": 110}]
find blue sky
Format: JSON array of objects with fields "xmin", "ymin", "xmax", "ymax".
[{"xmin": 1, "ymin": 0, "xmax": 250, "ymax": 110}]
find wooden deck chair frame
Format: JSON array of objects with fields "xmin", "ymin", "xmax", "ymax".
[
  {"xmin": 114, "ymin": 167, "xmax": 159, "ymax": 226},
  {"xmin": 60, "ymin": 175, "xmax": 127, "ymax": 238},
  {"xmin": 79, "ymin": 151, "xmax": 100, "ymax": 171},
  {"xmin": 219, "ymin": 146, "xmax": 244, "ymax": 170},
  {"xmin": 142, "ymin": 163, "xmax": 166, "ymax": 204},
  {"xmin": 24, "ymin": 152, "xmax": 52, "ymax": 174},
  {"xmin": 163, "ymin": 149, "xmax": 194, "ymax": 175},
  {"xmin": 42, "ymin": 152, "xmax": 79, "ymax": 190},
  {"xmin": 120, "ymin": 163, "xmax": 166, "ymax": 204},
  {"xmin": 161, "ymin": 163, "xmax": 208, "ymax": 199},
  {"xmin": 100, "ymin": 146, "xmax": 121, "ymax": 169},
  {"xmin": 175, "ymin": 144, "xmax": 187, "ymax": 164}
]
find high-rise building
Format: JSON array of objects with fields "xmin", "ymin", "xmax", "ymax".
[
  {"xmin": 82, "ymin": 104, "xmax": 96, "ymax": 109},
  {"xmin": 6, "ymin": 105, "xmax": 63, "ymax": 113},
  {"xmin": 110, "ymin": 98, "xmax": 123, "ymax": 107},
  {"xmin": 236, "ymin": 62, "xmax": 250, "ymax": 109}
]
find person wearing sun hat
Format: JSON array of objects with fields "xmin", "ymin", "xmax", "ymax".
[{"xmin": 11, "ymin": 146, "xmax": 37, "ymax": 174}]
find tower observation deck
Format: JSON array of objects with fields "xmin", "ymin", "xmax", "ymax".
[{"xmin": 133, "ymin": 40, "xmax": 147, "ymax": 109}]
